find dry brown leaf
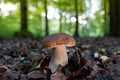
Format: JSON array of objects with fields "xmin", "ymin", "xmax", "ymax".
[
  {"xmin": 27, "ymin": 69, "xmax": 46, "ymax": 79},
  {"xmin": 50, "ymin": 65, "xmax": 67, "ymax": 80}
]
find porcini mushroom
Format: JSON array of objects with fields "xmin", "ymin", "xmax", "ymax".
[{"xmin": 42, "ymin": 33, "xmax": 76, "ymax": 73}]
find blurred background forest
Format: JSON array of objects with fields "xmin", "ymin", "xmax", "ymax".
[{"xmin": 0, "ymin": 0, "xmax": 119, "ymax": 38}]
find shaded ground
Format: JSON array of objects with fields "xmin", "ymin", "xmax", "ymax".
[{"xmin": 0, "ymin": 37, "xmax": 120, "ymax": 80}]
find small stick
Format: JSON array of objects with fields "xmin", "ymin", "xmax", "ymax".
[{"xmin": 75, "ymin": 47, "xmax": 82, "ymax": 64}]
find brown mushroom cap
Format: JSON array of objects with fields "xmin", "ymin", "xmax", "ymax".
[{"xmin": 42, "ymin": 33, "xmax": 76, "ymax": 48}]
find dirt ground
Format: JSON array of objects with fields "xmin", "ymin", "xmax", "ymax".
[{"xmin": 0, "ymin": 37, "xmax": 120, "ymax": 80}]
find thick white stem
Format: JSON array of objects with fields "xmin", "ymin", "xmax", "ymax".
[{"xmin": 49, "ymin": 45, "xmax": 68, "ymax": 73}]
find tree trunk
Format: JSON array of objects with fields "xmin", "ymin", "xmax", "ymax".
[
  {"xmin": 74, "ymin": 0, "xmax": 79, "ymax": 37},
  {"xmin": 14, "ymin": 0, "xmax": 33, "ymax": 37},
  {"xmin": 59, "ymin": 0, "xmax": 62, "ymax": 33},
  {"xmin": 59, "ymin": 12, "xmax": 62, "ymax": 33},
  {"xmin": 20, "ymin": 0, "xmax": 28, "ymax": 31},
  {"xmin": 44, "ymin": 0, "xmax": 49, "ymax": 36},
  {"xmin": 109, "ymin": 0, "xmax": 120, "ymax": 36},
  {"xmin": 103, "ymin": 0, "xmax": 108, "ymax": 36}
]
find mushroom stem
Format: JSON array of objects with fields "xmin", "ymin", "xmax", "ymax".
[{"xmin": 49, "ymin": 45, "xmax": 68, "ymax": 73}]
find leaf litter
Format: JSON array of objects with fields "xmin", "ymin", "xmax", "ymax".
[{"xmin": 0, "ymin": 37, "xmax": 120, "ymax": 80}]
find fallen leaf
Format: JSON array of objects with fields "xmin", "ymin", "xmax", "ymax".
[
  {"xmin": 27, "ymin": 68, "xmax": 47, "ymax": 79},
  {"xmin": 50, "ymin": 65, "xmax": 67, "ymax": 80}
]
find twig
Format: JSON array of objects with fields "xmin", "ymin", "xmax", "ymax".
[{"xmin": 75, "ymin": 47, "xmax": 82, "ymax": 64}]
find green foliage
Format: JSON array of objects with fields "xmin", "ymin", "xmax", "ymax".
[
  {"xmin": 0, "ymin": 15, "xmax": 20, "ymax": 37},
  {"xmin": 31, "ymin": 52, "xmax": 43, "ymax": 67},
  {"xmin": 53, "ymin": 0, "xmax": 86, "ymax": 15},
  {"xmin": 0, "ymin": 0, "xmax": 106, "ymax": 37}
]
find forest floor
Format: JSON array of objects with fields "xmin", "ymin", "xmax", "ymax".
[{"xmin": 0, "ymin": 37, "xmax": 120, "ymax": 80}]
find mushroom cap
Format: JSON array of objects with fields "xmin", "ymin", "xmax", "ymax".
[{"xmin": 42, "ymin": 33, "xmax": 76, "ymax": 48}]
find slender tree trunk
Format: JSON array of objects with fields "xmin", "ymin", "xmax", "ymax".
[
  {"xmin": 103, "ymin": 0, "xmax": 107, "ymax": 36},
  {"xmin": 59, "ymin": 0, "xmax": 62, "ymax": 33},
  {"xmin": 44, "ymin": 0, "xmax": 49, "ymax": 36},
  {"xmin": 103, "ymin": 0, "xmax": 109, "ymax": 36},
  {"xmin": 87, "ymin": 0, "xmax": 91, "ymax": 36},
  {"xmin": 20, "ymin": 0, "xmax": 28, "ymax": 31},
  {"xmin": 109, "ymin": 0, "xmax": 120, "ymax": 36},
  {"xmin": 59, "ymin": 12, "xmax": 62, "ymax": 33},
  {"xmin": 68, "ymin": 17, "xmax": 72, "ymax": 33},
  {"xmin": 74, "ymin": 0, "xmax": 79, "ymax": 37}
]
